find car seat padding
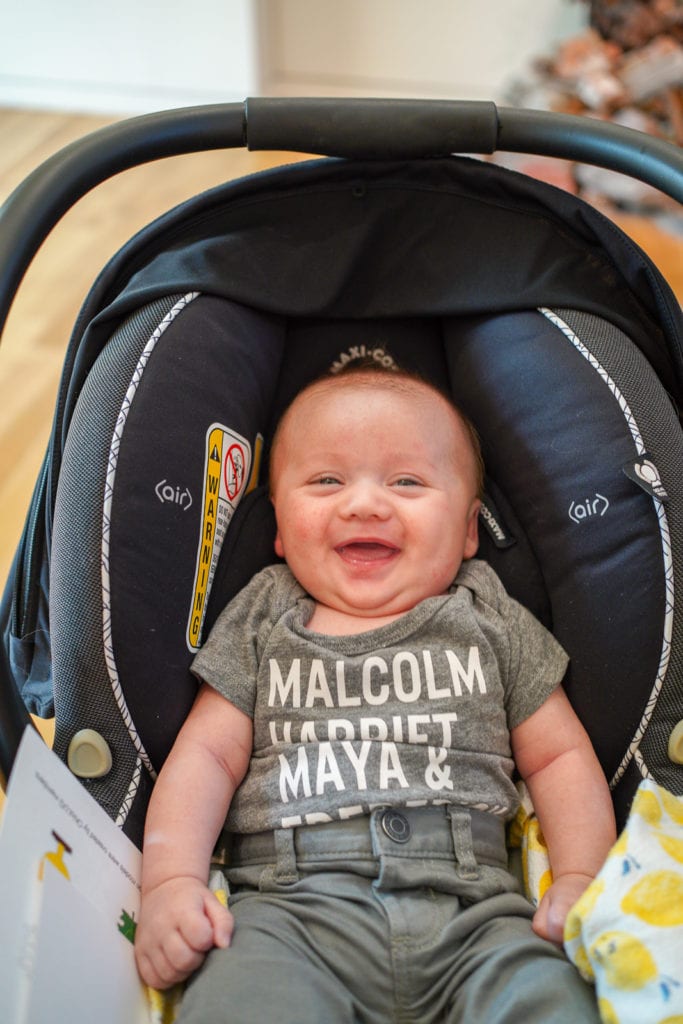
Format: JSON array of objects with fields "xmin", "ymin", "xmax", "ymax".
[
  {"xmin": 20, "ymin": 155, "xmax": 677, "ymax": 845},
  {"xmin": 47, "ymin": 294, "xmax": 678, "ymax": 842},
  {"xmin": 446, "ymin": 307, "xmax": 681, "ymax": 823}
]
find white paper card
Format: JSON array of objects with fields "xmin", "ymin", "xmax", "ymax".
[{"xmin": 0, "ymin": 726, "xmax": 148, "ymax": 1023}]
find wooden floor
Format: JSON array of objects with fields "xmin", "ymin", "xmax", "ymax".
[
  {"xmin": 0, "ymin": 104, "xmax": 682, "ymax": 608},
  {"xmin": 0, "ymin": 107, "xmax": 306, "ymax": 587}
]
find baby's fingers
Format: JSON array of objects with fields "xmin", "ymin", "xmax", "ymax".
[
  {"xmin": 136, "ymin": 910, "xmax": 213, "ymax": 989},
  {"xmin": 532, "ymin": 875, "xmax": 592, "ymax": 945},
  {"xmin": 137, "ymin": 933, "xmax": 205, "ymax": 991},
  {"xmin": 166, "ymin": 930, "xmax": 208, "ymax": 984},
  {"xmin": 202, "ymin": 892, "xmax": 235, "ymax": 949},
  {"xmin": 135, "ymin": 881, "xmax": 233, "ymax": 989},
  {"xmin": 532, "ymin": 895, "xmax": 564, "ymax": 944}
]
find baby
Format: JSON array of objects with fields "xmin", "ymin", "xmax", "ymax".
[{"xmin": 135, "ymin": 364, "xmax": 615, "ymax": 1022}]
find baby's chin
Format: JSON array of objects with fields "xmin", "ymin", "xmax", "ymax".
[
  {"xmin": 307, "ymin": 601, "xmax": 404, "ymax": 636},
  {"xmin": 308, "ymin": 587, "xmax": 453, "ymax": 635}
]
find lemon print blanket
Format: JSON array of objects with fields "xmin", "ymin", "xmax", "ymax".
[{"xmin": 562, "ymin": 780, "xmax": 683, "ymax": 1024}]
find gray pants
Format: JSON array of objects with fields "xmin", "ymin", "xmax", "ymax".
[{"xmin": 179, "ymin": 806, "xmax": 600, "ymax": 1023}]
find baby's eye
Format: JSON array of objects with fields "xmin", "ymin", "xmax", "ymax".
[
  {"xmin": 392, "ymin": 477, "xmax": 422, "ymax": 488},
  {"xmin": 315, "ymin": 475, "xmax": 342, "ymax": 486}
]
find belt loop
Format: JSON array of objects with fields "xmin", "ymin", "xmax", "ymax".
[
  {"xmin": 273, "ymin": 827, "xmax": 299, "ymax": 884},
  {"xmin": 447, "ymin": 807, "xmax": 480, "ymax": 880},
  {"xmin": 368, "ymin": 807, "xmax": 391, "ymax": 889}
]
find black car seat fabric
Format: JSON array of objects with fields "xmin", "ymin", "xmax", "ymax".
[
  {"xmin": 7, "ymin": 156, "xmax": 682, "ymax": 847},
  {"xmin": 446, "ymin": 306, "xmax": 681, "ymax": 823}
]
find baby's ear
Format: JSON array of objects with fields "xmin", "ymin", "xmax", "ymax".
[
  {"xmin": 464, "ymin": 499, "xmax": 481, "ymax": 558},
  {"xmin": 270, "ymin": 489, "xmax": 282, "ymax": 557}
]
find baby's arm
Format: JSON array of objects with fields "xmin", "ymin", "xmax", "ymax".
[
  {"xmin": 511, "ymin": 686, "xmax": 616, "ymax": 944},
  {"xmin": 134, "ymin": 683, "xmax": 253, "ymax": 989}
]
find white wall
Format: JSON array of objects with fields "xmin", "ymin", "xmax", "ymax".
[
  {"xmin": 0, "ymin": 0, "xmax": 586, "ymax": 115},
  {"xmin": 258, "ymin": 0, "xmax": 587, "ymax": 102},
  {"xmin": 0, "ymin": 0, "xmax": 258, "ymax": 114}
]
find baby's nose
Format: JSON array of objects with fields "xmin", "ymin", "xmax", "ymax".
[{"xmin": 342, "ymin": 480, "xmax": 391, "ymax": 518}]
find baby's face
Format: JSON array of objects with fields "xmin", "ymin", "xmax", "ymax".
[{"xmin": 270, "ymin": 378, "xmax": 481, "ymax": 622}]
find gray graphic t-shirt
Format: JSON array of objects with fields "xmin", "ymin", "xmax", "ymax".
[{"xmin": 191, "ymin": 560, "xmax": 568, "ymax": 834}]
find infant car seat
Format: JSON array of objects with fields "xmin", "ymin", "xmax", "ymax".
[{"xmin": 1, "ymin": 99, "xmax": 682, "ymax": 848}]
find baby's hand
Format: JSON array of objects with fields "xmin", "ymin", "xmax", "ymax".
[
  {"xmin": 135, "ymin": 876, "xmax": 234, "ymax": 990},
  {"xmin": 531, "ymin": 872, "xmax": 593, "ymax": 945}
]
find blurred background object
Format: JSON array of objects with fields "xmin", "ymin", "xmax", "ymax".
[{"xmin": 505, "ymin": 0, "xmax": 683, "ymax": 227}]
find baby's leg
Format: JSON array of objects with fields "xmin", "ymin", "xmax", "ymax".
[
  {"xmin": 178, "ymin": 937, "xmax": 357, "ymax": 1024},
  {"xmin": 178, "ymin": 868, "xmax": 601, "ymax": 1022},
  {"xmin": 442, "ymin": 892, "xmax": 600, "ymax": 1024},
  {"xmin": 177, "ymin": 871, "xmax": 392, "ymax": 1024}
]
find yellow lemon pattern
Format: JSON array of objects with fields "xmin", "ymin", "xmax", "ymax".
[
  {"xmin": 597, "ymin": 996, "xmax": 620, "ymax": 1024},
  {"xmin": 659, "ymin": 789, "xmax": 683, "ymax": 828},
  {"xmin": 509, "ymin": 783, "xmax": 556, "ymax": 910},
  {"xmin": 589, "ymin": 930, "xmax": 658, "ymax": 990},
  {"xmin": 621, "ymin": 871, "xmax": 683, "ymax": 927},
  {"xmin": 564, "ymin": 780, "xmax": 683, "ymax": 1024},
  {"xmin": 146, "ymin": 984, "xmax": 183, "ymax": 1024},
  {"xmin": 657, "ymin": 834, "xmax": 683, "ymax": 866},
  {"xmin": 632, "ymin": 787, "xmax": 663, "ymax": 827}
]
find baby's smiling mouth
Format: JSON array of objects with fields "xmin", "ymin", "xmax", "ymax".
[{"xmin": 336, "ymin": 541, "xmax": 399, "ymax": 563}]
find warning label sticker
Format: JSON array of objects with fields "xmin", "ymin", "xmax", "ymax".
[{"xmin": 186, "ymin": 424, "xmax": 253, "ymax": 651}]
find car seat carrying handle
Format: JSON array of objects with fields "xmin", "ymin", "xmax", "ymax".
[
  {"xmin": 248, "ymin": 98, "xmax": 683, "ymax": 199},
  {"xmin": 244, "ymin": 97, "xmax": 500, "ymax": 157},
  {"xmin": 1, "ymin": 97, "xmax": 683, "ymax": 348}
]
